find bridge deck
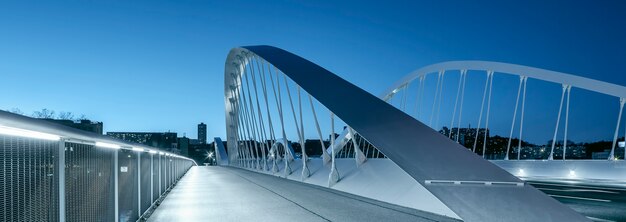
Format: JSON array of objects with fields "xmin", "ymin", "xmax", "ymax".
[{"xmin": 147, "ymin": 166, "xmax": 459, "ymax": 222}]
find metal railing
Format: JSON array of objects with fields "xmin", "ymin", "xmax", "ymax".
[{"xmin": 0, "ymin": 111, "xmax": 196, "ymax": 222}]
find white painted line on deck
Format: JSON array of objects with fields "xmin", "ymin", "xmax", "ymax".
[
  {"xmin": 529, "ymin": 181, "xmax": 626, "ymax": 192},
  {"xmin": 548, "ymin": 194, "xmax": 611, "ymax": 202},
  {"xmin": 586, "ymin": 216, "xmax": 616, "ymax": 222},
  {"xmin": 537, "ymin": 187, "xmax": 619, "ymax": 194}
]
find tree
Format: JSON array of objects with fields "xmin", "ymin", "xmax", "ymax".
[
  {"xmin": 32, "ymin": 108, "xmax": 55, "ymax": 119},
  {"xmin": 77, "ymin": 114, "xmax": 88, "ymax": 121},
  {"xmin": 58, "ymin": 111, "xmax": 75, "ymax": 120},
  {"xmin": 8, "ymin": 108, "xmax": 24, "ymax": 115}
]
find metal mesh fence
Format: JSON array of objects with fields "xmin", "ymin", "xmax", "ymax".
[
  {"xmin": 117, "ymin": 149, "xmax": 138, "ymax": 222},
  {"xmin": 153, "ymin": 155, "xmax": 160, "ymax": 200},
  {"xmin": 0, "ymin": 132, "xmax": 193, "ymax": 222},
  {"xmin": 140, "ymin": 153, "xmax": 151, "ymax": 214},
  {"xmin": 65, "ymin": 142, "xmax": 115, "ymax": 222},
  {"xmin": 168, "ymin": 158, "xmax": 173, "ymax": 187},
  {"xmin": 0, "ymin": 135, "xmax": 59, "ymax": 222},
  {"xmin": 174, "ymin": 159, "xmax": 177, "ymax": 181},
  {"xmin": 160, "ymin": 156, "xmax": 166, "ymax": 193}
]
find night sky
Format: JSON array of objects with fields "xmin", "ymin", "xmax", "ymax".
[{"xmin": 1, "ymin": 0, "xmax": 626, "ymax": 144}]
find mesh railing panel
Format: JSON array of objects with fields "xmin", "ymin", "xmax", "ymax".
[
  {"xmin": 0, "ymin": 132, "xmax": 193, "ymax": 221},
  {"xmin": 117, "ymin": 149, "xmax": 138, "ymax": 222},
  {"xmin": 0, "ymin": 135, "xmax": 59, "ymax": 222},
  {"xmin": 153, "ymin": 155, "xmax": 160, "ymax": 200},
  {"xmin": 65, "ymin": 142, "xmax": 114, "ymax": 222},
  {"xmin": 140, "ymin": 153, "xmax": 151, "ymax": 214},
  {"xmin": 160, "ymin": 156, "xmax": 166, "ymax": 193},
  {"xmin": 168, "ymin": 158, "xmax": 173, "ymax": 186}
]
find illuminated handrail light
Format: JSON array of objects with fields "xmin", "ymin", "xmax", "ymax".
[
  {"xmin": 95, "ymin": 142, "xmax": 121, "ymax": 149},
  {"xmin": 149, "ymin": 150, "xmax": 158, "ymax": 154},
  {"xmin": 569, "ymin": 170, "xmax": 576, "ymax": 176},
  {"xmin": 0, "ymin": 125, "xmax": 60, "ymax": 141},
  {"xmin": 131, "ymin": 147, "xmax": 145, "ymax": 152},
  {"xmin": 159, "ymin": 152, "xmax": 164, "ymax": 155}
]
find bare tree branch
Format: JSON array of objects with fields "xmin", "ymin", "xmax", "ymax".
[
  {"xmin": 9, "ymin": 108, "xmax": 24, "ymax": 115},
  {"xmin": 58, "ymin": 111, "xmax": 75, "ymax": 120},
  {"xmin": 32, "ymin": 108, "xmax": 55, "ymax": 119}
]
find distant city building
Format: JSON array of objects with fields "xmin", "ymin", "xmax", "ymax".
[
  {"xmin": 592, "ymin": 149, "xmax": 611, "ymax": 159},
  {"xmin": 178, "ymin": 136, "xmax": 190, "ymax": 156},
  {"xmin": 198, "ymin": 122, "xmax": 207, "ymax": 144},
  {"xmin": 106, "ymin": 132, "xmax": 178, "ymax": 151},
  {"xmin": 189, "ymin": 143, "xmax": 212, "ymax": 164},
  {"xmin": 189, "ymin": 139, "xmax": 200, "ymax": 145},
  {"xmin": 440, "ymin": 126, "xmax": 489, "ymax": 149},
  {"xmin": 42, "ymin": 119, "xmax": 103, "ymax": 134}
]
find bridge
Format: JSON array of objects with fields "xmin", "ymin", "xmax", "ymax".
[{"xmin": 1, "ymin": 45, "xmax": 625, "ymax": 221}]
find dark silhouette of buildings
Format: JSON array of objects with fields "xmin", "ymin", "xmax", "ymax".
[
  {"xmin": 440, "ymin": 126, "xmax": 489, "ymax": 150},
  {"xmin": 106, "ymin": 132, "xmax": 178, "ymax": 153},
  {"xmin": 198, "ymin": 123, "xmax": 207, "ymax": 144},
  {"xmin": 42, "ymin": 119, "xmax": 103, "ymax": 134},
  {"xmin": 178, "ymin": 136, "xmax": 190, "ymax": 155},
  {"xmin": 188, "ymin": 142, "xmax": 212, "ymax": 164}
]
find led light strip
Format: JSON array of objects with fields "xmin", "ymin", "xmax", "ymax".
[
  {"xmin": 0, "ymin": 125, "xmax": 195, "ymax": 163},
  {"xmin": 131, "ymin": 147, "xmax": 145, "ymax": 152},
  {"xmin": 0, "ymin": 125, "xmax": 61, "ymax": 141},
  {"xmin": 95, "ymin": 141, "xmax": 121, "ymax": 149}
]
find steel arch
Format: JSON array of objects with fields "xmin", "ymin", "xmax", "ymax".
[
  {"xmin": 224, "ymin": 46, "xmax": 588, "ymax": 222},
  {"xmin": 382, "ymin": 61, "xmax": 626, "ymax": 101}
]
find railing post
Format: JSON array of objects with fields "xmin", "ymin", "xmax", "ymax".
[
  {"xmin": 158, "ymin": 154, "xmax": 162, "ymax": 196},
  {"xmin": 150, "ymin": 154, "xmax": 154, "ymax": 203},
  {"xmin": 58, "ymin": 139, "xmax": 65, "ymax": 222},
  {"xmin": 137, "ymin": 152, "xmax": 141, "ymax": 218},
  {"xmin": 114, "ymin": 149, "xmax": 119, "ymax": 222}
]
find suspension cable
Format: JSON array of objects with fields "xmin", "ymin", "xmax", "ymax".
[
  {"xmin": 251, "ymin": 57, "xmax": 269, "ymax": 170},
  {"xmin": 434, "ymin": 71, "xmax": 446, "ymax": 131},
  {"xmin": 243, "ymin": 57, "xmax": 261, "ymax": 168},
  {"xmin": 473, "ymin": 71, "xmax": 491, "ymax": 152},
  {"xmin": 260, "ymin": 60, "xmax": 279, "ymax": 170},
  {"xmin": 308, "ymin": 94, "xmax": 330, "ymax": 163},
  {"xmin": 549, "ymin": 84, "xmax": 567, "ymax": 160},
  {"xmin": 401, "ymin": 83, "xmax": 409, "ymax": 111},
  {"xmin": 298, "ymin": 86, "xmax": 308, "ymax": 176},
  {"xmin": 562, "ymin": 85, "xmax": 571, "ymax": 160},
  {"xmin": 416, "ymin": 75, "xmax": 425, "ymax": 121},
  {"xmin": 283, "ymin": 75, "xmax": 304, "ymax": 150},
  {"xmin": 609, "ymin": 98, "xmax": 626, "ymax": 160},
  {"xmin": 517, "ymin": 77, "xmax": 528, "ymax": 160},
  {"xmin": 506, "ymin": 76, "xmax": 524, "ymax": 160},
  {"xmin": 239, "ymin": 58, "xmax": 256, "ymax": 167},
  {"xmin": 456, "ymin": 70, "xmax": 467, "ymax": 143},
  {"xmin": 482, "ymin": 71, "xmax": 494, "ymax": 158},
  {"xmin": 429, "ymin": 71, "xmax": 442, "ymax": 127},
  {"xmin": 449, "ymin": 70, "xmax": 463, "ymax": 139}
]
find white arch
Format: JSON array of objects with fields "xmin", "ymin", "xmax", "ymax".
[
  {"xmin": 224, "ymin": 46, "xmax": 587, "ymax": 221},
  {"xmin": 267, "ymin": 138, "xmax": 296, "ymax": 161},
  {"xmin": 382, "ymin": 61, "xmax": 626, "ymax": 101}
]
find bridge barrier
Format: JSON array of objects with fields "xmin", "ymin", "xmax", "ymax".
[{"xmin": 0, "ymin": 110, "xmax": 196, "ymax": 222}]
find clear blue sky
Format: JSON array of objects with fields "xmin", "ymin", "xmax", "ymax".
[{"xmin": 1, "ymin": 0, "xmax": 625, "ymax": 144}]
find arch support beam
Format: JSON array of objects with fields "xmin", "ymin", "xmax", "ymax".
[{"xmin": 224, "ymin": 46, "xmax": 587, "ymax": 222}]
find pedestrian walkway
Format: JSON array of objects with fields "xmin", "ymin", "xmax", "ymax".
[{"xmin": 147, "ymin": 166, "xmax": 459, "ymax": 222}]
